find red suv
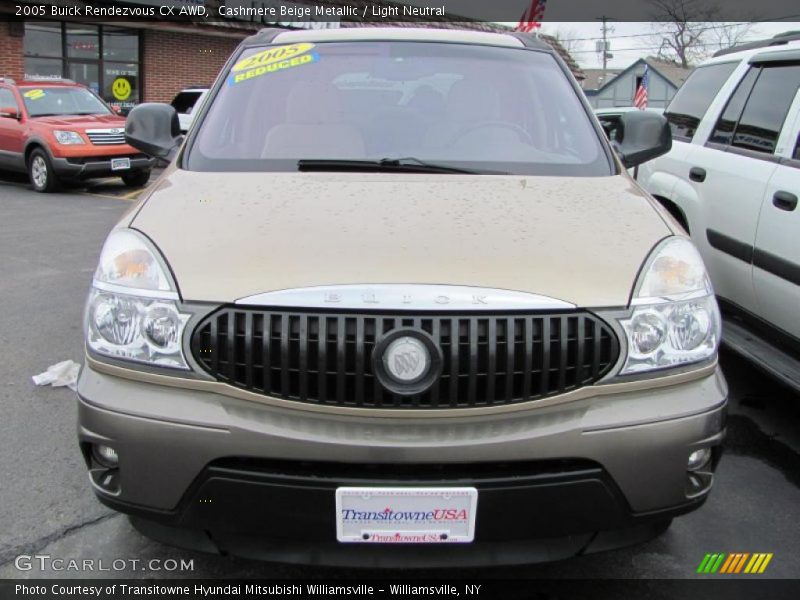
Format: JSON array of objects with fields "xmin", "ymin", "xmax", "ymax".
[{"xmin": 0, "ymin": 78, "xmax": 155, "ymax": 192}]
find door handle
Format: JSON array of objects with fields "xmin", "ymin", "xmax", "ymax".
[
  {"xmin": 689, "ymin": 167, "xmax": 706, "ymax": 182},
  {"xmin": 773, "ymin": 191, "xmax": 798, "ymax": 211}
]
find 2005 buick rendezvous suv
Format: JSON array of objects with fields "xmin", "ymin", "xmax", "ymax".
[{"xmin": 78, "ymin": 28, "xmax": 727, "ymax": 566}]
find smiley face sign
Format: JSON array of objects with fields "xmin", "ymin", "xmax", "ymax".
[{"xmin": 112, "ymin": 77, "xmax": 131, "ymax": 101}]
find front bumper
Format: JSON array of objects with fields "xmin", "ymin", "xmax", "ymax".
[
  {"xmin": 52, "ymin": 154, "xmax": 155, "ymax": 180},
  {"xmin": 77, "ymin": 364, "xmax": 727, "ymax": 566}
]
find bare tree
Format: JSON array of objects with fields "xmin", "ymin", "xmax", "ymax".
[
  {"xmin": 547, "ymin": 28, "xmax": 586, "ymax": 58},
  {"xmin": 648, "ymin": 0, "xmax": 755, "ymax": 68},
  {"xmin": 649, "ymin": 0, "xmax": 719, "ymax": 67},
  {"xmin": 708, "ymin": 22, "xmax": 755, "ymax": 53}
]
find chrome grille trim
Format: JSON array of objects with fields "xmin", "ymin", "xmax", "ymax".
[
  {"xmin": 236, "ymin": 285, "xmax": 576, "ymax": 311},
  {"xmin": 85, "ymin": 128, "xmax": 126, "ymax": 146}
]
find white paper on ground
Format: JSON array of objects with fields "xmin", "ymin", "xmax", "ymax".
[{"xmin": 32, "ymin": 360, "xmax": 81, "ymax": 391}]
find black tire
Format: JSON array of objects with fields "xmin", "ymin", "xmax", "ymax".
[
  {"xmin": 121, "ymin": 169, "xmax": 151, "ymax": 188},
  {"xmin": 28, "ymin": 148, "xmax": 60, "ymax": 193}
]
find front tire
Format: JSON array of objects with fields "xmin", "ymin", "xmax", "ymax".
[
  {"xmin": 28, "ymin": 149, "xmax": 60, "ymax": 193},
  {"xmin": 121, "ymin": 170, "xmax": 151, "ymax": 188}
]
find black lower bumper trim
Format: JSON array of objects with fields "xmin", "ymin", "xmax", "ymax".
[
  {"xmin": 185, "ymin": 460, "xmax": 631, "ymax": 541},
  {"xmin": 100, "ymin": 458, "xmax": 706, "ymax": 566},
  {"xmin": 52, "ymin": 156, "xmax": 155, "ymax": 179},
  {"xmin": 128, "ymin": 516, "xmax": 676, "ymax": 568}
]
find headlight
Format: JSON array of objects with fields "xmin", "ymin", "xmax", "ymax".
[
  {"xmin": 619, "ymin": 237, "xmax": 720, "ymax": 374},
  {"xmin": 85, "ymin": 229, "xmax": 191, "ymax": 369},
  {"xmin": 53, "ymin": 130, "xmax": 85, "ymax": 145}
]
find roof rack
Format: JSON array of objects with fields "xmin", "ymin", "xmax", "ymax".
[
  {"xmin": 714, "ymin": 31, "xmax": 800, "ymax": 57},
  {"xmin": 509, "ymin": 31, "xmax": 556, "ymax": 52},
  {"xmin": 242, "ymin": 27, "xmax": 282, "ymax": 48},
  {"xmin": 21, "ymin": 76, "xmax": 76, "ymax": 84}
]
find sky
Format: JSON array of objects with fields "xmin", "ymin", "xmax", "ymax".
[{"xmin": 533, "ymin": 22, "xmax": 800, "ymax": 69}]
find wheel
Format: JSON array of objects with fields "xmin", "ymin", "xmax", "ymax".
[
  {"xmin": 121, "ymin": 170, "xmax": 151, "ymax": 188},
  {"xmin": 28, "ymin": 148, "xmax": 60, "ymax": 193}
]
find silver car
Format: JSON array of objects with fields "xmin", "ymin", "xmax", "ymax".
[{"xmin": 78, "ymin": 27, "xmax": 726, "ymax": 567}]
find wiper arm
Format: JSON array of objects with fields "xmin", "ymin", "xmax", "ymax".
[
  {"xmin": 297, "ymin": 158, "xmax": 505, "ymax": 175},
  {"xmin": 379, "ymin": 157, "xmax": 495, "ymax": 174}
]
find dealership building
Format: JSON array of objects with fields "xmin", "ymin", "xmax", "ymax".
[{"xmin": 0, "ymin": 0, "xmax": 584, "ymax": 110}]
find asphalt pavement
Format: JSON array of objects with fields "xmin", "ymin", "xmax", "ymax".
[{"xmin": 0, "ymin": 172, "xmax": 799, "ymax": 580}]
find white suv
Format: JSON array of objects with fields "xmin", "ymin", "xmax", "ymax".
[
  {"xmin": 638, "ymin": 32, "xmax": 800, "ymax": 390},
  {"xmin": 170, "ymin": 86, "xmax": 209, "ymax": 133}
]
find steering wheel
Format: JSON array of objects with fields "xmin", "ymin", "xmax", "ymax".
[{"xmin": 450, "ymin": 121, "xmax": 533, "ymax": 145}]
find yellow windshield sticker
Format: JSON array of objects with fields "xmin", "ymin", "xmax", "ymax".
[
  {"xmin": 233, "ymin": 43, "xmax": 315, "ymax": 72},
  {"xmin": 228, "ymin": 43, "xmax": 318, "ymax": 85},
  {"xmin": 24, "ymin": 89, "xmax": 46, "ymax": 100}
]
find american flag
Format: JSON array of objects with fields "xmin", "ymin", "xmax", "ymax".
[
  {"xmin": 634, "ymin": 65, "xmax": 649, "ymax": 110},
  {"xmin": 516, "ymin": 0, "xmax": 547, "ymax": 32}
]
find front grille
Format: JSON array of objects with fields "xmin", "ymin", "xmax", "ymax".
[
  {"xmin": 85, "ymin": 128, "xmax": 126, "ymax": 145},
  {"xmin": 191, "ymin": 308, "xmax": 620, "ymax": 409}
]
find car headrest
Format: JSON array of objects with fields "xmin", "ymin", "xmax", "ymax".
[{"xmin": 286, "ymin": 82, "xmax": 343, "ymax": 124}]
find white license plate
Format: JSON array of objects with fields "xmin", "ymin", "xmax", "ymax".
[
  {"xmin": 110, "ymin": 157, "xmax": 130, "ymax": 171},
  {"xmin": 335, "ymin": 487, "xmax": 477, "ymax": 543}
]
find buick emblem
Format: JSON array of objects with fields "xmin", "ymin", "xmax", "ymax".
[
  {"xmin": 373, "ymin": 330, "xmax": 442, "ymax": 395},
  {"xmin": 382, "ymin": 337, "xmax": 430, "ymax": 384}
]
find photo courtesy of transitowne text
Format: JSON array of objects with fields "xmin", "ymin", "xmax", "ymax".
[
  {"xmin": 14, "ymin": 583, "xmax": 474, "ymax": 596},
  {"xmin": 1, "ymin": 0, "xmax": 799, "ymax": 598}
]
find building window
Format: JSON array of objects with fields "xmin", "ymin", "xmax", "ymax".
[
  {"xmin": 23, "ymin": 22, "xmax": 63, "ymax": 80},
  {"xmin": 66, "ymin": 24, "xmax": 99, "ymax": 60},
  {"xmin": 24, "ymin": 22, "xmax": 140, "ymax": 112},
  {"xmin": 103, "ymin": 26, "xmax": 139, "ymax": 62}
]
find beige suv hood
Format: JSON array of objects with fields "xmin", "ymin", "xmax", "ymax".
[{"xmin": 131, "ymin": 170, "xmax": 671, "ymax": 307}]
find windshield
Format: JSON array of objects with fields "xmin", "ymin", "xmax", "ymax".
[
  {"xmin": 187, "ymin": 41, "xmax": 611, "ymax": 176},
  {"xmin": 21, "ymin": 86, "xmax": 111, "ymax": 118}
]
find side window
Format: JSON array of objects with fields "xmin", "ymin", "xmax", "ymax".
[
  {"xmin": 709, "ymin": 67, "xmax": 759, "ymax": 145},
  {"xmin": 794, "ymin": 132, "xmax": 800, "ymax": 160},
  {"xmin": 0, "ymin": 88, "xmax": 19, "ymax": 108},
  {"xmin": 664, "ymin": 62, "xmax": 738, "ymax": 141},
  {"xmin": 730, "ymin": 64, "xmax": 800, "ymax": 155}
]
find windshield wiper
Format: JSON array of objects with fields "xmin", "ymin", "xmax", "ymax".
[{"xmin": 297, "ymin": 158, "xmax": 506, "ymax": 175}]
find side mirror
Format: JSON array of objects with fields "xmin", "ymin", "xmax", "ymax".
[
  {"xmin": 0, "ymin": 106, "xmax": 20, "ymax": 120},
  {"xmin": 612, "ymin": 111, "xmax": 672, "ymax": 169},
  {"xmin": 595, "ymin": 115, "xmax": 619, "ymax": 140},
  {"xmin": 112, "ymin": 105, "xmax": 123, "ymax": 115},
  {"xmin": 125, "ymin": 103, "xmax": 183, "ymax": 161}
]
